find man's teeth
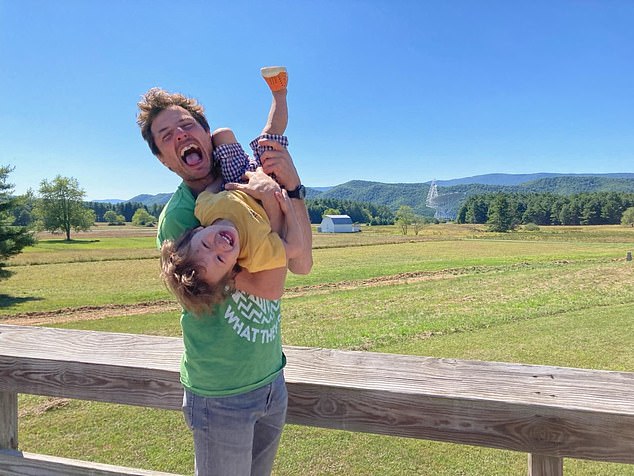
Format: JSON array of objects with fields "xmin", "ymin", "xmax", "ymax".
[
  {"xmin": 181, "ymin": 144, "xmax": 202, "ymax": 165},
  {"xmin": 181, "ymin": 144, "xmax": 197, "ymax": 155}
]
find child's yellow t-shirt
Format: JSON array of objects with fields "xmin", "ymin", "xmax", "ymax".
[{"xmin": 194, "ymin": 190, "xmax": 286, "ymax": 272}]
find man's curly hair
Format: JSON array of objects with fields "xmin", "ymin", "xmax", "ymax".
[
  {"xmin": 137, "ymin": 87, "xmax": 211, "ymax": 156},
  {"xmin": 160, "ymin": 227, "xmax": 240, "ymax": 316}
]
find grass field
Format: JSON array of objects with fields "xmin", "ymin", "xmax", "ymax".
[{"xmin": 4, "ymin": 223, "xmax": 634, "ymax": 475}]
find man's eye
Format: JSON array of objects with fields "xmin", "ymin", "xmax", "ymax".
[
  {"xmin": 217, "ymin": 255, "xmax": 224, "ymax": 264},
  {"xmin": 162, "ymin": 133, "xmax": 172, "ymax": 142},
  {"xmin": 183, "ymin": 122, "xmax": 194, "ymax": 129}
]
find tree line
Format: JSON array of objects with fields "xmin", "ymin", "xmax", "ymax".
[
  {"xmin": 306, "ymin": 197, "xmax": 395, "ymax": 225},
  {"xmin": 456, "ymin": 191, "xmax": 634, "ymax": 231},
  {"xmin": 86, "ymin": 201, "xmax": 163, "ymax": 223},
  {"xmin": 10, "ymin": 173, "xmax": 160, "ymax": 240}
]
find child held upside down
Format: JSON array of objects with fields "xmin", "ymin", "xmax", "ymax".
[{"xmin": 160, "ymin": 67, "xmax": 303, "ymax": 315}]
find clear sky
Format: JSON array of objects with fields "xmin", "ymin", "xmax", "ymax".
[{"xmin": 2, "ymin": 0, "xmax": 633, "ymax": 201}]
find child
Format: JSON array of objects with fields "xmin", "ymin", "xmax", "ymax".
[{"xmin": 160, "ymin": 67, "xmax": 302, "ymax": 315}]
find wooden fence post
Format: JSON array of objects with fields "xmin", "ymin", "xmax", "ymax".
[
  {"xmin": 0, "ymin": 391, "xmax": 18, "ymax": 450},
  {"xmin": 528, "ymin": 454, "xmax": 563, "ymax": 476}
]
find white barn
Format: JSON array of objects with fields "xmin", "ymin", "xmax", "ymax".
[{"xmin": 318, "ymin": 215, "xmax": 359, "ymax": 233}]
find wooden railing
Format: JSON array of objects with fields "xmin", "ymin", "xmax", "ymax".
[{"xmin": 1, "ymin": 324, "xmax": 633, "ymax": 475}]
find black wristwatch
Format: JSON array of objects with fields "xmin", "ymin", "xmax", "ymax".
[{"xmin": 286, "ymin": 184, "xmax": 306, "ymax": 199}]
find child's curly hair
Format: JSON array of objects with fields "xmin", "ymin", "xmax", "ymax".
[{"xmin": 160, "ymin": 227, "xmax": 240, "ymax": 316}]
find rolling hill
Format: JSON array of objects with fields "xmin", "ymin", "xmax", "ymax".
[{"xmin": 112, "ymin": 173, "xmax": 634, "ymax": 219}]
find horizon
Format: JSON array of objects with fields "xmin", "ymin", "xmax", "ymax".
[
  {"xmin": 94, "ymin": 171, "xmax": 634, "ymax": 203},
  {"xmin": 2, "ymin": 1, "xmax": 633, "ymax": 201}
]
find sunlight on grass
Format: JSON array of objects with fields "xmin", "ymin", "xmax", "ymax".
[{"xmin": 9, "ymin": 224, "xmax": 634, "ymax": 475}]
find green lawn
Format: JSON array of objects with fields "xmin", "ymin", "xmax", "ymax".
[{"xmin": 8, "ymin": 224, "xmax": 634, "ymax": 475}]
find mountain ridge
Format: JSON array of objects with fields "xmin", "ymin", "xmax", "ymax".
[{"xmin": 95, "ymin": 172, "xmax": 634, "ymax": 219}]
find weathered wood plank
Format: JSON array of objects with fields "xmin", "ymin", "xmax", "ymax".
[
  {"xmin": 1, "ymin": 325, "xmax": 634, "ymax": 465},
  {"xmin": 0, "ymin": 450, "xmax": 182, "ymax": 475},
  {"xmin": 0, "ymin": 325, "xmax": 183, "ymax": 410},
  {"xmin": 528, "ymin": 453, "xmax": 563, "ymax": 476},
  {"xmin": 0, "ymin": 392, "xmax": 18, "ymax": 450},
  {"xmin": 283, "ymin": 347, "xmax": 634, "ymax": 463}
]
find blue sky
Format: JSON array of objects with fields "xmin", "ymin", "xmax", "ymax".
[{"xmin": 1, "ymin": 0, "xmax": 633, "ymax": 200}]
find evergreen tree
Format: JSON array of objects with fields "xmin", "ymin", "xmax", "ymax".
[
  {"xmin": 0, "ymin": 166, "xmax": 36, "ymax": 280},
  {"xmin": 487, "ymin": 193, "xmax": 516, "ymax": 232}
]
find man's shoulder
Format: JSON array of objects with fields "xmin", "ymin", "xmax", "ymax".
[
  {"xmin": 164, "ymin": 183, "xmax": 195, "ymax": 209},
  {"xmin": 157, "ymin": 183, "xmax": 198, "ymax": 245}
]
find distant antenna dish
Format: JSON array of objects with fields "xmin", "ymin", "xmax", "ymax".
[
  {"xmin": 425, "ymin": 180, "xmax": 461, "ymax": 220},
  {"xmin": 426, "ymin": 180, "xmax": 439, "ymax": 208}
]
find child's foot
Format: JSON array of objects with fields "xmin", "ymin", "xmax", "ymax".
[{"xmin": 261, "ymin": 66, "xmax": 288, "ymax": 92}]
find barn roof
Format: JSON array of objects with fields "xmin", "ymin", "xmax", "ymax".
[{"xmin": 324, "ymin": 215, "xmax": 353, "ymax": 224}]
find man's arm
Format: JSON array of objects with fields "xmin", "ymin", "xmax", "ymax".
[
  {"xmin": 257, "ymin": 139, "xmax": 313, "ymax": 275},
  {"xmin": 274, "ymin": 189, "xmax": 304, "ymax": 260},
  {"xmin": 234, "ymin": 267, "xmax": 286, "ymax": 300}
]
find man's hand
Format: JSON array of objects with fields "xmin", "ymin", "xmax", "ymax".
[{"xmin": 258, "ymin": 138, "xmax": 301, "ymax": 190}]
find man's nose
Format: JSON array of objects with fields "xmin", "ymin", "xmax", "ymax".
[{"xmin": 175, "ymin": 127, "xmax": 188, "ymax": 141}]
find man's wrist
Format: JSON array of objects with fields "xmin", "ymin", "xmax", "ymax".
[{"xmin": 286, "ymin": 184, "xmax": 306, "ymax": 200}]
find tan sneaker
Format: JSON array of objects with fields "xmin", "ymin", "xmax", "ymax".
[{"xmin": 261, "ymin": 66, "xmax": 288, "ymax": 92}]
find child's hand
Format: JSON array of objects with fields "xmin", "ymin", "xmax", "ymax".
[
  {"xmin": 275, "ymin": 189, "xmax": 293, "ymax": 216},
  {"xmin": 225, "ymin": 167, "xmax": 280, "ymax": 200}
]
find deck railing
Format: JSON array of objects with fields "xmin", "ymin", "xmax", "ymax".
[{"xmin": 1, "ymin": 324, "xmax": 633, "ymax": 475}]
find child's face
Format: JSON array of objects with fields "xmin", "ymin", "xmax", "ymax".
[{"xmin": 189, "ymin": 220, "xmax": 241, "ymax": 285}]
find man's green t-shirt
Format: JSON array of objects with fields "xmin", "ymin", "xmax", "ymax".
[{"xmin": 157, "ymin": 181, "xmax": 285, "ymax": 396}]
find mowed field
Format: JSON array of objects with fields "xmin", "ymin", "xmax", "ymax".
[{"xmin": 3, "ymin": 223, "xmax": 634, "ymax": 475}]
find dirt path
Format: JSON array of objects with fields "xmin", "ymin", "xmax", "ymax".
[{"xmin": 2, "ymin": 270, "xmax": 465, "ymax": 326}]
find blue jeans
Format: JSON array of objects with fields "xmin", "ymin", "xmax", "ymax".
[{"xmin": 182, "ymin": 372, "xmax": 288, "ymax": 476}]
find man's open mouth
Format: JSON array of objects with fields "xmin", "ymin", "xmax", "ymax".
[{"xmin": 180, "ymin": 144, "xmax": 203, "ymax": 166}]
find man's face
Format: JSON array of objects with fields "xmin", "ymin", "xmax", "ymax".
[{"xmin": 151, "ymin": 106, "xmax": 213, "ymax": 185}]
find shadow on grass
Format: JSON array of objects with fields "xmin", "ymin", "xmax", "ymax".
[
  {"xmin": 39, "ymin": 239, "xmax": 101, "ymax": 245},
  {"xmin": 0, "ymin": 294, "xmax": 43, "ymax": 309}
]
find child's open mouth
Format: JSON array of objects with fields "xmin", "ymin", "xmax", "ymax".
[{"xmin": 218, "ymin": 231, "xmax": 235, "ymax": 247}]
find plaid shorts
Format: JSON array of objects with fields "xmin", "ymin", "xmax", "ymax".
[{"xmin": 213, "ymin": 134, "xmax": 289, "ymax": 186}]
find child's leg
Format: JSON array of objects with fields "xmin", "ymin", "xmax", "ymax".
[
  {"xmin": 212, "ymin": 128, "xmax": 256, "ymax": 185},
  {"xmin": 261, "ymin": 66, "xmax": 288, "ymax": 136}
]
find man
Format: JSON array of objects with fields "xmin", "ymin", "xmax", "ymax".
[{"xmin": 137, "ymin": 86, "xmax": 312, "ymax": 475}]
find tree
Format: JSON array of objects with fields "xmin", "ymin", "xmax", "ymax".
[
  {"xmin": 622, "ymin": 207, "xmax": 634, "ymax": 227},
  {"xmin": 395, "ymin": 205, "xmax": 416, "ymax": 235},
  {"xmin": 131, "ymin": 208, "xmax": 156, "ymax": 226},
  {"xmin": 411, "ymin": 214, "xmax": 426, "ymax": 235},
  {"xmin": 104, "ymin": 210, "xmax": 125, "ymax": 225},
  {"xmin": 487, "ymin": 194, "xmax": 516, "ymax": 232},
  {"xmin": 322, "ymin": 208, "xmax": 340, "ymax": 217},
  {"xmin": 0, "ymin": 166, "xmax": 36, "ymax": 280},
  {"xmin": 11, "ymin": 189, "xmax": 36, "ymax": 226},
  {"xmin": 34, "ymin": 175, "xmax": 95, "ymax": 240}
]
